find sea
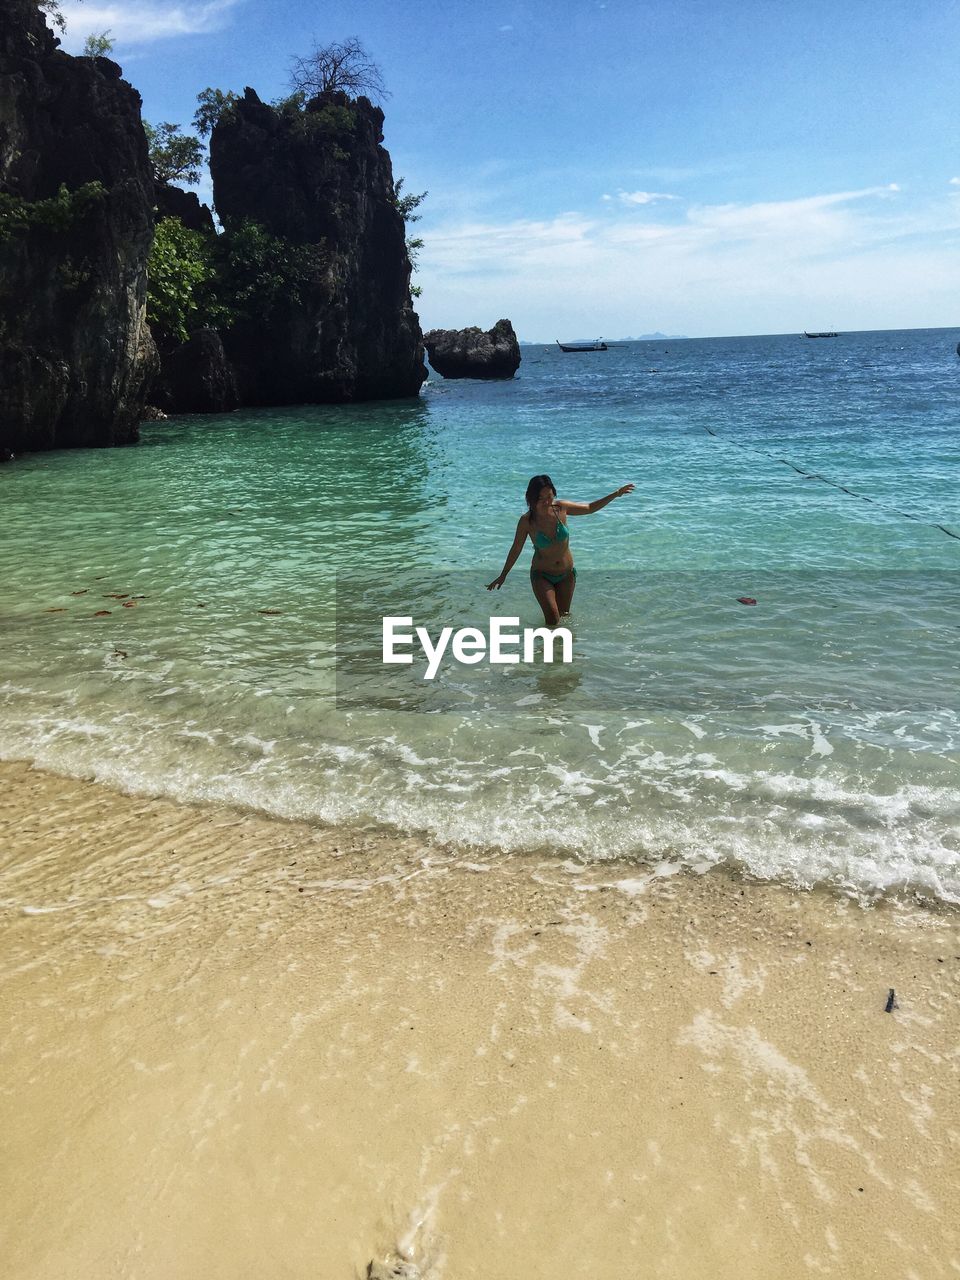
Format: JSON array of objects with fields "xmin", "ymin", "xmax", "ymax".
[{"xmin": 2, "ymin": 327, "xmax": 958, "ymax": 903}]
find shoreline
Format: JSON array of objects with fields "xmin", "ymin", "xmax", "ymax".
[{"xmin": 1, "ymin": 759, "xmax": 958, "ymax": 1278}]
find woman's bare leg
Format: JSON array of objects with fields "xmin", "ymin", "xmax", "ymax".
[
  {"xmin": 530, "ymin": 575, "xmax": 561, "ymax": 626},
  {"xmin": 555, "ymin": 571, "xmax": 576, "ymax": 617}
]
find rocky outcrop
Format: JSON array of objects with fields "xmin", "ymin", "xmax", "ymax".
[
  {"xmin": 153, "ymin": 327, "xmax": 240, "ymax": 415},
  {"xmin": 423, "ymin": 319, "xmax": 521, "ymax": 379},
  {"xmin": 0, "ymin": 1, "xmax": 157, "ymax": 456},
  {"xmin": 155, "ymin": 182, "xmax": 215, "ymax": 234},
  {"xmin": 209, "ymin": 87, "xmax": 426, "ymax": 405}
]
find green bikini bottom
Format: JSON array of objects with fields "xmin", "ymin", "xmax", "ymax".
[{"xmin": 530, "ymin": 565, "xmax": 577, "ymax": 588}]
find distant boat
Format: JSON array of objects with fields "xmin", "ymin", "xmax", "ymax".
[
  {"xmin": 803, "ymin": 330, "xmax": 839, "ymax": 338},
  {"xmin": 557, "ymin": 338, "xmax": 608, "ymax": 352}
]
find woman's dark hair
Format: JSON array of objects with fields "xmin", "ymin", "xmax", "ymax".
[{"xmin": 525, "ymin": 474, "xmax": 556, "ymax": 521}]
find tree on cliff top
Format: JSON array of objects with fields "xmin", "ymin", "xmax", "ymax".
[
  {"xmin": 193, "ymin": 88, "xmax": 240, "ymax": 138},
  {"xmin": 144, "ymin": 122, "xmax": 204, "ymax": 186},
  {"xmin": 82, "ymin": 31, "xmax": 114, "ymax": 57},
  {"xmin": 288, "ymin": 37, "xmax": 388, "ymax": 103}
]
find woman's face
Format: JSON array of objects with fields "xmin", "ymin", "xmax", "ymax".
[{"xmin": 536, "ymin": 486, "xmax": 557, "ymax": 515}]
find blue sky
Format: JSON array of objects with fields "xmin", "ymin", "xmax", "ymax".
[{"xmin": 57, "ymin": 0, "xmax": 960, "ymax": 339}]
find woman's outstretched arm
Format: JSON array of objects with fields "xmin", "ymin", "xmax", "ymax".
[
  {"xmin": 487, "ymin": 516, "xmax": 529, "ymax": 590},
  {"xmin": 560, "ymin": 483, "xmax": 635, "ymax": 516}
]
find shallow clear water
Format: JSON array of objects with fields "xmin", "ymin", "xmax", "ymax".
[{"xmin": 2, "ymin": 328, "xmax": 959, "ymax": 900}]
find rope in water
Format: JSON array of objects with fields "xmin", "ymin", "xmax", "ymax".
[{"xmin": 703, "ymin": 426, "xmax": 960, "ymax": 542}]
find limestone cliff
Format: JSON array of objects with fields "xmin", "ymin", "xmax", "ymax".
[
  {"xmin": 209, "ymin": 88, "xmax": 426, "ymax": 404},
  {"xmin": 0, "ymin": 0, "xmax": 157, "ymax": 456}
]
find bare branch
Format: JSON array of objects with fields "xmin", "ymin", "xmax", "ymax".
[{"xmin": 288, "ymin": 36, "xmax": 389, "ymax": 104}]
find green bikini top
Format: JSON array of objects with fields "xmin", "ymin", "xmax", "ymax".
[{"xmin": 531, "ymin": 518, "xmax": 570, "ymax": 550}]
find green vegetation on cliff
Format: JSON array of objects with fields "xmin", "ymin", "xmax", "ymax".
[
  {"xmin": 146, "ymin": 216, "xmax": 328, "ymax": 347},
  {"xmin": 0, "ymin": 181, "xmax": 106, "ymax": 243},
  {"xmin": 146, "ymin": 218, "xmax": 220, "ymax": 344},
  {"xmin": 214, "ymin": 217, "xmax": 329, "ymax": 321},
  {"xmin": 394, "ymin": 177, "xmax": 427, "ymax": 297}
]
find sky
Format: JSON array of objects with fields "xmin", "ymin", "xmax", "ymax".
[{"xmin": 55, "ymin": 0, "xmax": 960, "ymax": 340}]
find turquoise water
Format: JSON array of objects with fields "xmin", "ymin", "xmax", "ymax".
[{"xmin": 2, "ymin": 328, "xmax": 959, "ymax": 901}]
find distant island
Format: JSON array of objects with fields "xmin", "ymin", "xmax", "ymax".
[{"xmin": 621, "ymin": 332, "xmax": 688, "ymax": 341}]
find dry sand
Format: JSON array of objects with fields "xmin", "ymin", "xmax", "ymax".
[{"xmin": 0, "ymin": 759, "xmax": 957, "ymax": 1279}]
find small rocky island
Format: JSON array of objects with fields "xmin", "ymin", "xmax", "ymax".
[{"xmin": 424, "ymin": 319, "xmax": 521, "ymax": 379}]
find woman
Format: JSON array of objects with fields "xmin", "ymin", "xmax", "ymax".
[{"xmin": 486, "ymin": 474, "xmax": 635, "ymax": 625}]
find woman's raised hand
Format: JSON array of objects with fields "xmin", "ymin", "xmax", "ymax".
[{"xmin": 617, "ymin": 483, "xmax": 636, "ymax": 498}]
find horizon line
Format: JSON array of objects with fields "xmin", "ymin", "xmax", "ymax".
[{"xmin": 515, "ymin": 323, "xmax": 960, "ymax": 344}]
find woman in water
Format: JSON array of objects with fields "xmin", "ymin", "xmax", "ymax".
[{"xmin": 486, "ymin": 474, "xmax": 635, "ymax": 625}]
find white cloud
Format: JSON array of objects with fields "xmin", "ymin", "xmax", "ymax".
[
  {"xmin": 950, "ymin": 177, "xmax": 960, "ymax": 186},
  {"xmin": 425, "ymin": 213, "xmax": 594, "ymax": 278},
  {"xmin": 58, "ymin": 0, "xmax": 240, "ymax": 48},
  {"xmin": 674, "ymin": 183, "xmax": 901, "ymax": 245},
  {"xmin": 611, "ymin": 190, "xmax": 680, "ymax": 206},
  {"xmin": 416, "ymin": 183, "xmax": 960, "ymax": 338}
]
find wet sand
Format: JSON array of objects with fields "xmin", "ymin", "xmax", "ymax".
[{"xmin": 1, "ymin": 759, "xmax": 957, "ymax": 1279}]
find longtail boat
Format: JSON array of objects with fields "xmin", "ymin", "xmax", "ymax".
[{"xmin": 556, "ymin": 338, "xmax": 608, "ymax": 352}]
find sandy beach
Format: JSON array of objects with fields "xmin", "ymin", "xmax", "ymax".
[{"xmin": 0, "ymin": 759, "xmax": 957, "ymax": 1278}]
